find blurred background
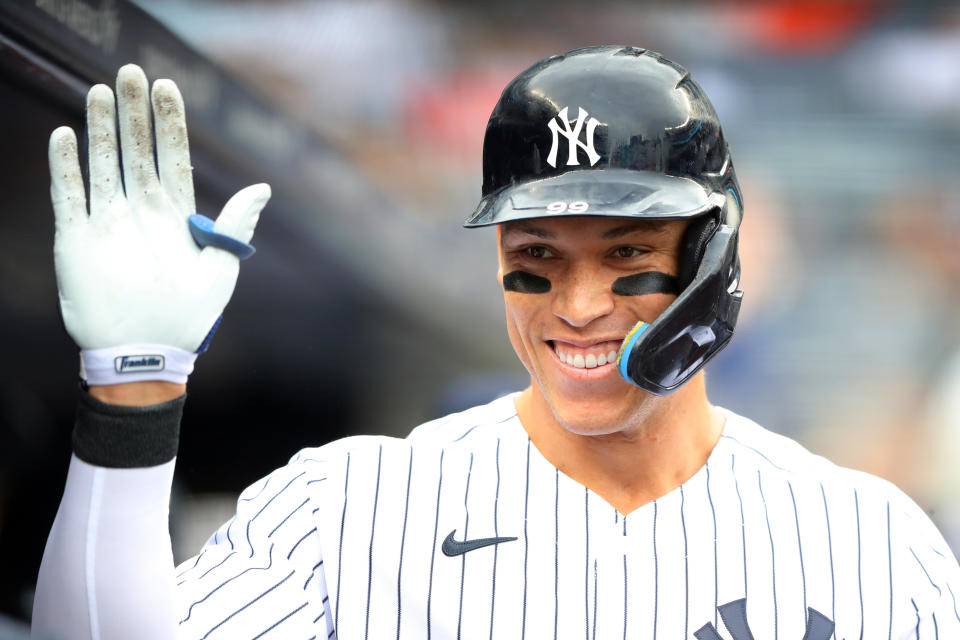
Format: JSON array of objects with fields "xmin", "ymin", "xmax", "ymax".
[{"xmin": 1, "ymin": 0, "xmax": 959, "ymax": 629}]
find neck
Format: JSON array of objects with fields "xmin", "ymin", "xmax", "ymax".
[{"xmin": 515, "ymin": 374, "xmax": 723, "ymax": 515}]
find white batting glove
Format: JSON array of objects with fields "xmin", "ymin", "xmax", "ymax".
[{"xmin": 50, "ymin": 64, "xmax": 270, "ymax": 385}]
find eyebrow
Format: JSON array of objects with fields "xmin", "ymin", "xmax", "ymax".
[
  {"xmin": 600, "ymin": 221, "xmax": 669, "ymax": 238},
  {"xmin": 506, "ymin": 225, "xmax": 555, "ymax": 239}
]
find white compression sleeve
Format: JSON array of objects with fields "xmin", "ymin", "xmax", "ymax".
[{"xmin": 33, "ymin": 455, "xmax": 178, "ymax": 640}]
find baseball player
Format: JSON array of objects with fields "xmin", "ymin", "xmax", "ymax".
[{"xmin": 33, "ymin": 46, "xmax": 960, "ymax": 639}]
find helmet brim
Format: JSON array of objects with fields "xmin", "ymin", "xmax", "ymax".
[{"xmin": 464, "ymin": 169, "xmax": 718, "ymax": 228}]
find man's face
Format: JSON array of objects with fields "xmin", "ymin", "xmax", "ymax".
[{"xmin": 498, "ymin": 216, "xmax": 687, "ymax": 436}]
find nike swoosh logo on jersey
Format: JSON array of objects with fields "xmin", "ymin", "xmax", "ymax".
[{"xmin": 441, "ymin": 530, "xmax": 517, "ymax": 557}]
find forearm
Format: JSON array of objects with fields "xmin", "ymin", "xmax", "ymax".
[{"xmin": 33, "ymin": 392, "xmax": 185, "ymax": 640}]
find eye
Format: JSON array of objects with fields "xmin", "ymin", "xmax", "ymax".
[
  {"xmin": 614, "ymin": 246, "xmax": 645, "ymax": 258},
  {"xmin": 524, "ymin": 245, "xmax": 554, "ymax": 259}
]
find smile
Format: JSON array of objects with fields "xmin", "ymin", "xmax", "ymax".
[{"xmin": 550, "ymin": 339, "xmax": 623, "ymax": 370}]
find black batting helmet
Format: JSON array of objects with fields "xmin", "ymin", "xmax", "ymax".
[{"xmin": 465, "ymin": 45, "xmax": 743, "ymax": 395}]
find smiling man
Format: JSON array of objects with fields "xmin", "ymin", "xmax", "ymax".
[
  {"xmin": 498, "ymin": 217, "xmax": 724, "ymax": 515},
  {"xmin": 34, "ymin": 46, "xmax": 960, "ymax": 640}
]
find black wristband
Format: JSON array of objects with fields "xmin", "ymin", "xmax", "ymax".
[{"xmin": 73, "ymin": 390, "xmax": 185, "ymax": 468}]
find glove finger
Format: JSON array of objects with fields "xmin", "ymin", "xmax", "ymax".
[
  {"xmin": 48, "ymin": 126, "xmax": 88, "ymax": 234},
  {"xmin": 197, "ymin": 183, "xmax": 270, "ymax": 275},
  {"xmin": 152, "ymin": 78, "xmax": 196, "ymax": 218},
  {"xmin": 85, "ymin": 84, "xmax": 123, "ymax": 219},
  {"xmin": 116, "ymin": 64, "xmax": 161, "ymax": 203},
  {"xmin": 213, "ymin": 183, "xmax": 271, "ymax": 244}
]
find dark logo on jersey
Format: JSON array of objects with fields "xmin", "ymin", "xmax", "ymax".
[
  {"xmin": 441, "ymin": 530, "xmax": 517, "ymax": 557},
  {"xmin": 694, "ymin": 598, "xmax": 834, "ymax": 640}
]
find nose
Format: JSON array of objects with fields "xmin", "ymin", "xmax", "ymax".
[{"xmin": 551, "ymin": 263, "xmax": 615, "ymax": 328}]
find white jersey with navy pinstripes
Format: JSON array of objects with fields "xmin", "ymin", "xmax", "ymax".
[{"xmin": 165, "ymin": 393, "xmax": 960, "ymax": 639}]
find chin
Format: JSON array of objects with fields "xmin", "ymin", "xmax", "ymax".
[{"xmin": 543, "ymin": 388, "xmax": 653, "ymax": 437}]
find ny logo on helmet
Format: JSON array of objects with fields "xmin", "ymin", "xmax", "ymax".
[{"xmin": 546, "ymin": 106, "xmax": 601, "ymax": 168}]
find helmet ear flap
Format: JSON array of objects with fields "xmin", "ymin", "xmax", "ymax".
[{"xmin": 677, "ymin": 211, "xmax": 719, "ymax": 290}]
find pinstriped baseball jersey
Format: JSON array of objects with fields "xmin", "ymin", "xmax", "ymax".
[{"xmin": 172, "ymin": 393, "xmax": 960, "ymax": 639}]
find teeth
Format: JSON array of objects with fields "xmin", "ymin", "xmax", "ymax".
[{"xmin": 553, "ymin": 342, "xmax": 620, "ymax": 369}]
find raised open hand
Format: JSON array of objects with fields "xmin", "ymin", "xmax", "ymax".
[{"xmin": 50, "ymin": 64, "xmax": 270, "ymax": 384}]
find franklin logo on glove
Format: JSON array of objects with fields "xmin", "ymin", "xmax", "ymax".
[{"xmin": 114, "ymin": 355, "xmax": 165, "ymax": 373}]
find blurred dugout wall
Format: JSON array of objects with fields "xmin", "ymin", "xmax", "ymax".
[{"xmin": 0, "ymin": 0, "xmax": 517, "ymax": 624}]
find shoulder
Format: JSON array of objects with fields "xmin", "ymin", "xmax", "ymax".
[
  {"xmin": 717, "ymin": 407, "xmax": 922, "ymax": 507},
  {"xmin": 278, "ymin": 392, "xmax": 523, "ymax": 485},
  {"xmin": 717, "ymin": 407, "xmax": 958, "ymax": 569},
  {"xmin": 270, "ymin": 394, "xmax": 525, "ymax": 561},
  {"xmin": 404, "ymin": 391, "xmax": 522, "ymax": 446}
]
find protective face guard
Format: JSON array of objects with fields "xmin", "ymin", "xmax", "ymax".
[{"xmin": 617, "ymin": 223, "xmax": 742, "ymax": 395}]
